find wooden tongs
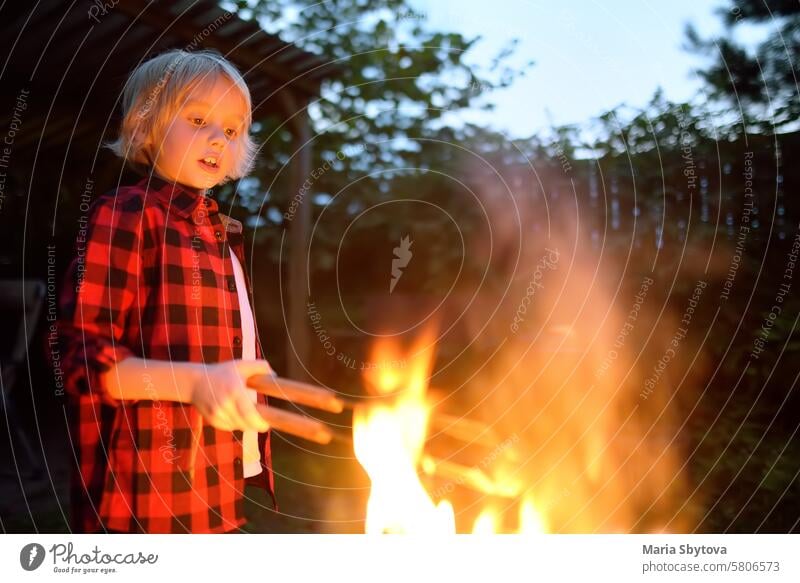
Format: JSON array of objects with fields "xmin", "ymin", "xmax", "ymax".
[
  {"xmin": 246, "ymin": 374, "xmax": 503, "ymax": 451},
  {"xmin": 247, "ymin": 375, "xmax": 513, "ymax": 496},
  {"xmin": 246, "ymin": 374, "xmax": 345, "ymax": 445}
]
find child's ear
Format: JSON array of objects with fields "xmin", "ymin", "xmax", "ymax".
[
  {"xmin": 135, "ymin": 137, "xmax": 154, "ymax": 165},
  {"xmin": 132, "ymin": 127, "xmax": 148, "ymax": 147},
  {"xmin": 133, "ymin": 128, "xmax": 155, "ymax": 159}
]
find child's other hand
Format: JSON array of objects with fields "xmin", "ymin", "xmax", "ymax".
[{"xmin": 190, "ymin": 360, "xmax": 272, "ymax": 432}]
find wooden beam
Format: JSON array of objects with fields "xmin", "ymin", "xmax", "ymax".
[
  {"xmin": 281, "ymin": 90, "xmax": 312, "ymax": 381},
  {"xmin": 113, "ymin": 0, "xmax": 323, "ymax": 96}
]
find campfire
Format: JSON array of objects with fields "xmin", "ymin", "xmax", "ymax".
[
  {"xmin": 341, "ymin": 224, "xmax": 700, "ymax": 533},
  {"xmin": 352, "ymin": 329, "xmax": 548, "ymax": 534},
  {"xmin": 250, "ymin": 230, "xmax": 698, "ymax": 534}
]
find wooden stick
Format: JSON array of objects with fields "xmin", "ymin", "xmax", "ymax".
[
  {"xmin": 343, "ymin": 395, "xmax": 504, "ymax": 449},
  {"xmin": 428, "ymin": 412, "xmax": 503, "ymax": 449},
  {"xmin": 247, "ymin": 376, "xmax": 503, "ymax": 450},
  {"xmin": 420, "ymin": 455, "xmax": 520, "ymax": 498},
  {"xmin": 247, "ymin": 374, "xmax": 344, "ymax": 413},
  {"xmin": 255, "ymin": 404, "xmax": 333, "ymax": 445}
]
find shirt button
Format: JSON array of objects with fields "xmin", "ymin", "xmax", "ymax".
[
  {"xmin": 203, "ymin": 198, "xmax": 212, "ymax": 207},
  {"xmin": 233, "ymin": 336, "xmax": 242, "ymax": 346},
  {"xmin": 214, "ymin": 231, "xmax": 223, "ymax": 240},
  {"xmin": 227, "ymin": 280, "xmax": 236, "ymax": 292},
  {"xmin": 234, "ymin": 457, "xmax": 242, "ymax": 466}
]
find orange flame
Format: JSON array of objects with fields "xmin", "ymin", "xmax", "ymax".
[
  {"xmin": 353, "ymin": 330, "xmax": 456, "ymax": 533},
  {"xmin": 353, "ymin": 329, "xmax": 550, "ymax": 534}
]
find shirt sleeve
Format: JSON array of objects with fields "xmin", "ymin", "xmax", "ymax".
[{"xmin": 57, "ymin": 194, "xmax": 148, "ymax": 407}]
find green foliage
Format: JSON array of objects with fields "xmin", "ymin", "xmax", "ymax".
[
  {"xmin": 689, "ymin": 393, "xmax": 800, "ymax": 532},
  {"xmin": 238, "ymin": 0, "xmax": 529, "ymax": 196},
  {"xmin": 219, "ymin": 0, "xmax": 531, "ymax": 286},
  {"xmin": 685, "ymin": 0, "xmax": 800, "ymax": 132}
]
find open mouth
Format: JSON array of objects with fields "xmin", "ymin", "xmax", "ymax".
[{"xmin": 198, "ymin": 156, "xmax": 220, "ymax": 173}]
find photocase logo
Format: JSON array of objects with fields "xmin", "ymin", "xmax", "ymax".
[
  {"xmin": 390, "ymin": 235, "xmax": 413, "ymax": 293},
  {"xmin": 19, "ymin": 543, "xmax": 46, "ymax": 571}
]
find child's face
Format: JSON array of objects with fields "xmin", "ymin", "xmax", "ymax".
[{"xmin": 153, "ymin": 76, "xmax": 247, "ymax": 190}]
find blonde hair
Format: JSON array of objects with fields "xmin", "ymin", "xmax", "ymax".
[{"xmin": 106, "ymin": 49, "xmax": 257, "ymax": 181}]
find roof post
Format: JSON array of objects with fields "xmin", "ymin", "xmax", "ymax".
[{"xmin": 280, "ymin": 90, "xmax": 312, "ymax": 381}]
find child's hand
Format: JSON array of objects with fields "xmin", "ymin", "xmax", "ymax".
[{"xmin": 190, "ymin": 360, "xmax": 272, "ymax": 432}]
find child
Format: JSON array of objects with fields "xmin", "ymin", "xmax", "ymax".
[{"xmin": 57, "ymin": 49, "xmax": 276, "ymax": 533}]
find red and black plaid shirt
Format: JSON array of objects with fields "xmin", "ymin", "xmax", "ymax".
[{"xmin": 57, "ymin": 174, "xmax": 275, "ymax": 533}]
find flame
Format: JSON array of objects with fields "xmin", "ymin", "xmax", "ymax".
[
  {"xmin": 472, "ymin": 509, "xmax": 498, "ymax": 534},
  {"xmin": 354, "ymin": 328, "xmax": 561, "ymax": 534},
  {"xmin": 349, "ymin": 163, "xmax": 701, "ymax": 534},
  {"xmin": 518, "ymin": 496, "xmax": 548, "ymax": 534},
  {"xmin": 353, "ymin": 331, "xmax": 456, "ymax": 534}
]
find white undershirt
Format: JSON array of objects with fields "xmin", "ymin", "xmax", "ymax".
[{"xmin": 229, "ymin": 251, "xmax": 262, "ymax": 478}]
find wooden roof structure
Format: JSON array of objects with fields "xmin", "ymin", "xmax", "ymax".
[{"xmin": 0, "ymin": 0, "xmax": 338, "ymax": 154}]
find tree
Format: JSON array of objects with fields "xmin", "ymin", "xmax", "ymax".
[
  {"xmin": 219, "ymin": 0, "xmax": 531, "ymax": 377},
  {"xmin": 230, "ymin": 0, "xmax": 531, "ymax": 212},
  {"xmin": 685, "ymin": 0, "xmax": 800, "ymax": 132},
  {"xmin": 223, "ymin": 0, "xmax": 533, "ymax": 288}
]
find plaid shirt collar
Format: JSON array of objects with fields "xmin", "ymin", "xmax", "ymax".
[{"xmin": 136, "ymin": 174, "xmax": 220, "ymax": 219}]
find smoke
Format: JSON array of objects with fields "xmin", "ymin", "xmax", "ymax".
[{"xmin": 428, "ymin": 162, "xmax": 713, "ymax": 533}]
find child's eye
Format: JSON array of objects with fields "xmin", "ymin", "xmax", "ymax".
[
  {"xmin": 225, "ymin": 128, "xmax": 238, "ymax": 138},
  {"xmin": 190, "ymin": 117, "xmax": 205, "ymax": 126}
]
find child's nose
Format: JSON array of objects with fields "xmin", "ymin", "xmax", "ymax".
[{"xmin": 208, "ymin": 126, "xmax": 226, "ymax": 146}]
